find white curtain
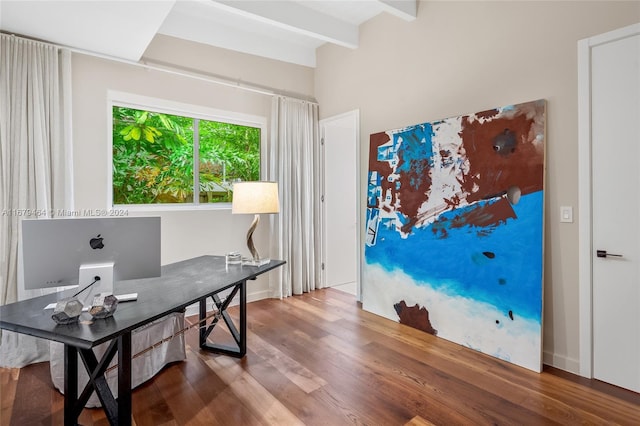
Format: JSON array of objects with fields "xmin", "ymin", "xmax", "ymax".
[
  {"xmin": 0, "ymin": 35, "xmax": 73, "ymax": 367},
  {"xmin": 268, "ymin": 97, "xmax": 322, "ymax": 298}
]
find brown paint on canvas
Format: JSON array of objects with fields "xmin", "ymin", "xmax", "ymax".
[
  {"xmin": 458, "ymin": 101, "xmax": 545, "ymax": 204},
  {"xmin": 430, "ymin": 197, "xmax": 516, "ymax": 238},
  {"xmin": 397, "ymin": 156, "xmax": 432, "ymax": 232},
  {"xmin": 369, "ymin": 130, "xmax": 434, "ymax": 230},
  {"xmin": 476, "ymin": 108, "xmax": 500, "ymax": 120},
  {"xmin": 394, "ymin": 300, "xmax": 437, "ymax": 335},
  {"xmin": 450, "ymin": 196, "xmax": 517, "ymax": 229},
  {"xmin": 368, "ymin": 131, "xmax": 394, "ymax": 208}
]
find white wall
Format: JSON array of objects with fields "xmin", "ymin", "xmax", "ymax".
[
  {"xmin": 315, "ymin": 1, "xmax": 640, "ymax": 373},
  {"xmin": 71, "ymin": 35, "xmax": 314, "ymax": 301}
]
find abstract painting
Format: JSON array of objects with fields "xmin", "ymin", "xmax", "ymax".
[{"xmin": 363, "ymin": 99, "xmax": 545, "ymax": 372}]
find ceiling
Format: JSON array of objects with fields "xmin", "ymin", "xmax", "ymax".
[{"xmin": 0, "ymin": 0, "xmax": 416, "ymax": 67}]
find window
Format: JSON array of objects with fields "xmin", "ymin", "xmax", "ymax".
[{"xmin": 110, "ymin": 97, "xmax": 264, "ymax": 207}]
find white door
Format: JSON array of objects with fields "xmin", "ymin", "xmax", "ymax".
[
  {"xmin": 320, "ymin": 111, "xmax": 360, "ymax": 297},
  {"xmin": 589, "ymin": 26, "xmax": 640, "ymax": 392}
]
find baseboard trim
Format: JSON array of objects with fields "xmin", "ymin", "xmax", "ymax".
[{"xmin": 543, "ymin": 350, "xmax": 581, "ymax": 375}]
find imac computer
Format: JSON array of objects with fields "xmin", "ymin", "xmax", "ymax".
[{"xmin": 22, "ymin": 217, "xmax": 161, "ymax": 304}]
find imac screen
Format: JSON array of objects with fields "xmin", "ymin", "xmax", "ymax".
[{"xmin": 22, "ymin": 217, "xmax": 161, "ymax": 291}]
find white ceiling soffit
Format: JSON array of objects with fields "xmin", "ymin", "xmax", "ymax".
[
  {"xmin": 159, "ymin": 0, "xmax": 416, "ymax": 67},
  {"xmin": 0, "ymin": 0, "xmax": 416, "ymax": 67},
  {"xmin": 159, "ymin": 0, "xmax": 326, "ymax": 68},
  {"xmin": 0, "ymin": 1, "xmax": 177, "ymax": 62}
]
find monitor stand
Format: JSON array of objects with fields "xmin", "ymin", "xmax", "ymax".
[{"xmin": 77, "ymin": 262, "xmax": 114, "ymax": 306}]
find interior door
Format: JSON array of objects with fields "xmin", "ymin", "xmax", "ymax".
[
  {"xmin": 591, "ymin": 29, "xmax": 640, "ymax": 393},
  {"xmin": 320, "ymin": 111, "xmax": 359, "ymax": 296}
]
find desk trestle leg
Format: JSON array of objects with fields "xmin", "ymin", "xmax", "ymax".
[
  {"xmin": 64, "ymin": 345, "xmax": 78, "ymax": 425},
  {"xmin": 199, "ymin": 280, "xmax": 247, "ymax": 357},
  {"xmin": 63, "ymin": 334, "xmax": 132, "ymax": 426}
]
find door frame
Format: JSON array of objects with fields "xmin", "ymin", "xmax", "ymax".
[
  {"xmin": 319, "ymin": 110, "xmax": 361, "ymax": 300},
  {"xmin": 578, "ymin": 22, "xmax": 640, "ymax": 379}
]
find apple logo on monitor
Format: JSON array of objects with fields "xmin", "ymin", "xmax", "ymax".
[{"xmin": 90, "ymin": 234, "xmax": 104, "ymax": 250}]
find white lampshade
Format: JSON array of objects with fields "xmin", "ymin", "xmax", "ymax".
[{"xmin": 232, "ymin": 181, "xmax": 280, "ymax": 214}]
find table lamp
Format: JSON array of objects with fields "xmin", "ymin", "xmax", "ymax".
[{"xmin": 231, "ymin": 181, "xmax": 280, "ymax": 266}]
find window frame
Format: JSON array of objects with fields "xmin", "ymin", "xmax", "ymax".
[{"xmin": 107, "ymin": 91, "xmax": 267, "ymax": 211}]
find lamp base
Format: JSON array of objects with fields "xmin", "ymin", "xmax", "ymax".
[{"xmin": 241, "ymin": 257, "xmax": 271, "ymax": 267}]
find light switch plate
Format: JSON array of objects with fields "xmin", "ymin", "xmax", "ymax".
[{"xmin": 560, "ymin": 206, "xmax": 573, "ymax": 223}]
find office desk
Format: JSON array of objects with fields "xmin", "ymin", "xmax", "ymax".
[{"xmin": 0, "ymin": 255, "xmax": 285, "ymax": 426}]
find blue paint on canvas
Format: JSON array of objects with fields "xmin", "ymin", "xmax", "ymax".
[{"xmin": 365, "ymin": 190, "xmax": 543, "ymax": 322}]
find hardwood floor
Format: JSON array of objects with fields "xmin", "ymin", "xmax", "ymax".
[{"xmin": 1, "ymin": 288, "xmax": 639, "ymax": 425}]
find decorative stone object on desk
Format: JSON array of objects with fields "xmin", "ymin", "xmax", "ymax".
[
  {"xmin": 51, "ymin": 297, "xmax": 84, "ymax": 324},
  {"xmin": 89, "ymin": 293, "xmax": 118, "ymax": 319},
  {"xmin": 226, "ymin": 251, "xmax": 242, "ymax": 265}
]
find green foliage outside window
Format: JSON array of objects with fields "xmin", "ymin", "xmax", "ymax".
[{"xmin": 112, "ymin": 106, "xmax": 261, "ymax": 205}]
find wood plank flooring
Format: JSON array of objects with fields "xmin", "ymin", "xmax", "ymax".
[{"xmin": 1, "ymin": 288, "xmax": 639, "ymax": 425}]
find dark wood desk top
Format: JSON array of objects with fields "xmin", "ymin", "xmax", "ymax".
[{"xmin": 0, "ymin": 255, "xmax": 285, "ymax": 350}]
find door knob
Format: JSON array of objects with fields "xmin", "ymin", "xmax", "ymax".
[{"xmin": 596, "ymin": 250, "xmax": 623, "ymax": 258}]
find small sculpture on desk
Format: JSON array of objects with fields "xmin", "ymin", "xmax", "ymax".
[
  {"xmin": 226, "ymin": 251, "xmax": 242, "ymax": 265},
  {"xmin": 89, "ymin": 293, "xmax": 118, "ymax": 319},
  {"xmin": 51, "ymin": 297, "xmax": 83, "ymax": 324}
]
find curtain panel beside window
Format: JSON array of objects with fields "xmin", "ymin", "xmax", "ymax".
[
  {"xmin": 268, "ymin": 97, "xmax": 322, "ymax": 298},
  {"xmin": 0, "ymin": 34, "xmax": 73, "ymax": 367}
]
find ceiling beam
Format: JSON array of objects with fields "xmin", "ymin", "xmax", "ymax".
[
  {"xmin": 209, "ymin": 0, "xmax": 359, "ymax": 49},
  {"xmin": 378, "ymin": 0, "xmax": 417, "ymax": 21},
  {"xmin": 159, "ymin": 6, "xmax": 318, "ymax": 67}
]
